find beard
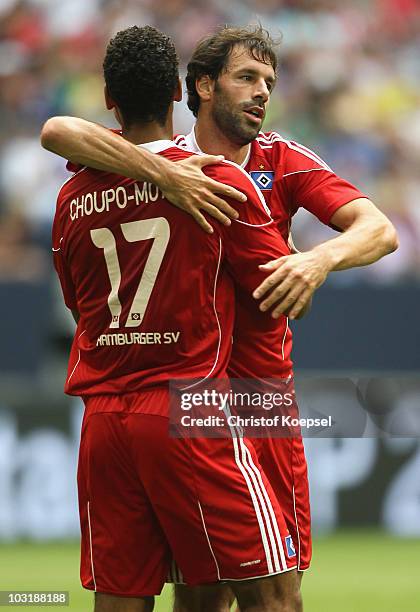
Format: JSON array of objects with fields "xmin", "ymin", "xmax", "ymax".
[{"xmin": 211, "ymin": 82, "xmax": 264, "ymax": 146}]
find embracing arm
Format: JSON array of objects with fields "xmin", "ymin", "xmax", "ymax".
[
  {"xmin": 254, "ymin": 198, "xmax": 399, "ymax": 319},
  {"xmin": 42, "ymin": 116, "xmax": 178, "ymax": 183},
  {"xmin": 312, "ymin": 198, "xmax": 398, "ymax": 270},
  {"xmin": 41, "ymin": 116, "xmax": 245, "ymax": 232}
]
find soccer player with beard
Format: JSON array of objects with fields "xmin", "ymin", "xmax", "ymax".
[
  {"xmin": 42, "ymin": 25, "xmax": 398, "ymax": 612},
  {"xmin": 52, "ymin": 24, "xmax": 307, "ymax": 612}
]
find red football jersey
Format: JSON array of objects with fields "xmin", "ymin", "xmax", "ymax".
[
  {"xmin": 53, "ymin": 140, "xmax": 290, "ymax": 402},
  {"xmin": 174, "ymin": 128, "xmax": 366, "ymax": 378},
  {"xmin": 176, "ymin": 129, "xmax": 366, "ymax": 240}
]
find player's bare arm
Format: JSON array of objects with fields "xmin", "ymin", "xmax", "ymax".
[
  {"xmin": 41, "ymin": 116, "xmax": 245, "ymax": 233},
  {"xmin": 254, "ymin": 198, "xmax": 399, "ymax": 319}
]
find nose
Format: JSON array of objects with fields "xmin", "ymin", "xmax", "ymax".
[{"xmin": 253, "ymin": 79, "xmax": 270, "ymax": 103}]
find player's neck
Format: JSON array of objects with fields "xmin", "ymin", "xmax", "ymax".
[
  {"xmin": 195, "ymin": 118, "xmax": 250, "ymax": 166},
  {"xmin": 122, "ymin": 115, "xmax": 173, "ymax": 146}
]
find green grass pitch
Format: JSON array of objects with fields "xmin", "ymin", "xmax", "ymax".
[{"xmin": 0, "ymin": 531, "xmax": 418, "ymax": 611}]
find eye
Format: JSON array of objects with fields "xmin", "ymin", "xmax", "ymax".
[{"xmin": 240, "ymin": 75, "xmax": 252, "ymax": 81}]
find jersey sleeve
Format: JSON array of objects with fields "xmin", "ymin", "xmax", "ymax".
[
  {"xmin": 52, "ymin": 195, "xmax": 78, "ymax": 311},
  {"xmin": 281, "ymin": 139, "xmax": 366, "ymax": 225},
  {"xmin": 66, "ymin": 160, "xmax": 83, "ymax": 173},
  {"xmin": 204, "ymin": 161, "xmax": 290, "ymax": 293}
]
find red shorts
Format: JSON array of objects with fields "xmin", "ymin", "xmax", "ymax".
[
  {"xmin": 77, "ymin": 392, "xmax": 298, "ymax": 597},
  {"xmin": 253, "ymin": 436, "xmax": 312, "ymax": 571}
]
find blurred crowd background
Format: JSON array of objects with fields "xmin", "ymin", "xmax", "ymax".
[
  {"xmin": 0, "ymin": 0, "xmax": 419, "ymax": 542},
  {"xmin": 1, "ymin": 0, "xmax": 420, "ymax": 284}
]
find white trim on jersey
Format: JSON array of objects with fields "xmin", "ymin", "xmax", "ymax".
[
  {"xmin": 137, "ymin": 139, "xmax": 176, "ymax": 154},
  {"xmin": 284, "ymin": 137, "xmax": 331, "ymax": 169},
  {"xmin": 197, "ymin": 500, "xmax": 221, "ymax": 580},
  {"xmin": 257, "ymin": 132, "xmax": 332, "ymax": 171},
  {"xmin": 181, "ymin": 237, "xmax": 223, "ymax": 391},
  {"xmin": 52, "ymin": 236, "xmax": 64, "ymax": 252},
  {"xmin": 175, "ymin": 132, "xmax": 194, "ymax": 151},
  {"xmin": 179, "ymin": 129, "xmax": 272, "ymax": 218},
  {"xmin": 283, "ymin": 168, "xmax": 330, "ymax": 178},
  {"xmin": 182, "ymin": 126, "xmax": 252, "ymax": 168},
  {"xmin": 87, "ymin": 501, "xmax": 97, "ymax": 592},
  {"xmin": 281, "ymin": 318, "xmax": 289, "ymax": 361},
  {"xmin": 67, "ymin": 329, "xmax": 86, "ymax": 385},
  {"xmin": 222, "ymin": 159, "xmax": 273, "ymax": 218},
  {"xmin": 177, "ymin": 128, "xmax": 277, "ymax": 220},
  {"xmin": 292, "ymin": 485, "xmax": 302, "ymax": 571},
  {"xmin": 234, "ymin": 219, "xmax": 274, "ymax": 228},
  {"xmin": 173, "ymin": 134, "xmax": 187, "ymax": 146}
]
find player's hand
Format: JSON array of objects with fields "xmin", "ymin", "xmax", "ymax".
[
  {"xmin": 252, "ymin": 251, "xmax": 331, "ymax": 320},
  {"xmin": 161, "ymin": 155, "xmax": 246, "ymax": 233}
]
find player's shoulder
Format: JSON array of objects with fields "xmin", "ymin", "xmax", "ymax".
[
  {"xmin": 256, "ymin": 130, "xmax": 286, "ymax": 147},
  {"xmin": 256, "ymin": 131, "xmax": 311, "ymax": 154},
  {"xmin": 57, "ymin": 165, "xmax": 92, "ymax": 202},
  {"xmin": 162, "ymin": 143, "xmax": 256, "ymax": 192},
  {"xmin": 255, "ymin": 131, "xmax": 294, "ymax": 154},
  {"xmin": 255, "ymin": 130, "xmax": 324, "ymax": 156},
  {"xmin": 252, "ymin": 131, "xmax": 289, "ymax": 166},
  {"xmin": 205, "ymin": 158, "xmax": 257, "ymax": 190},
  {"xmin": 57, "ymin": 163, "xmax": 127, "ymax": 206},
  {"xmin": 256, "ymin": 131, "xmax": 332, "ymax": 171},
  {"xmin": 159, "ymin": 144, "xmax": 195, "ymax": 162},
  {"xmin": 205, "ymin": 159, "xmax": 272, "ymax": 217}
]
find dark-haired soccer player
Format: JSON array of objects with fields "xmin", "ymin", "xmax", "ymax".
[{"xmin": 51, "ymin": 25, "xmax": 303, "ymax": 612}]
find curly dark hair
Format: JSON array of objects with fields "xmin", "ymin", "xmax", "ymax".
[
  {"xmin": 186, "ymin": 25, "xmax": 280, "ymax": 118},
  {"xmin": 103, "ymin": 25, "xmax": 179, "ymax": 127}
]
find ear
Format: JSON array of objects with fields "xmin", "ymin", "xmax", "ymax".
[
  {"xmin": 174, "ymin": 77, "xmax": 182, "ymax": 102},
  {"xmin": 105, "ymin": 85, "xmax": 124, "ymax": 127},
  {"xmin": 104, "ymin": 85, "xmax": 115, "ymax": 110},
  {"xmin": 195, "ymin": 75, "xmax": 214, "ymax": 103}
]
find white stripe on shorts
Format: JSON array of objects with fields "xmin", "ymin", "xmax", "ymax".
[
  {"xmin": 240, "ymin": 440, "xmax": 287, "ymax": 571},
  {"xmin": 225, "ymin": 406, "xmax": 286, "ymax": 574},
  {"xmin": 230, "ymin": 431, "xmax": 275, "ymax": 573}
]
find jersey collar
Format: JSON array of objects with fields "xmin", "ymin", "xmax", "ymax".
[
  {"xmin": 137, "ymin": 140, "xmax": 175, "ymax": 153},
  {"xmin": 186, "ymin": 125, "xmax": 251, "ymax": 168}
]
